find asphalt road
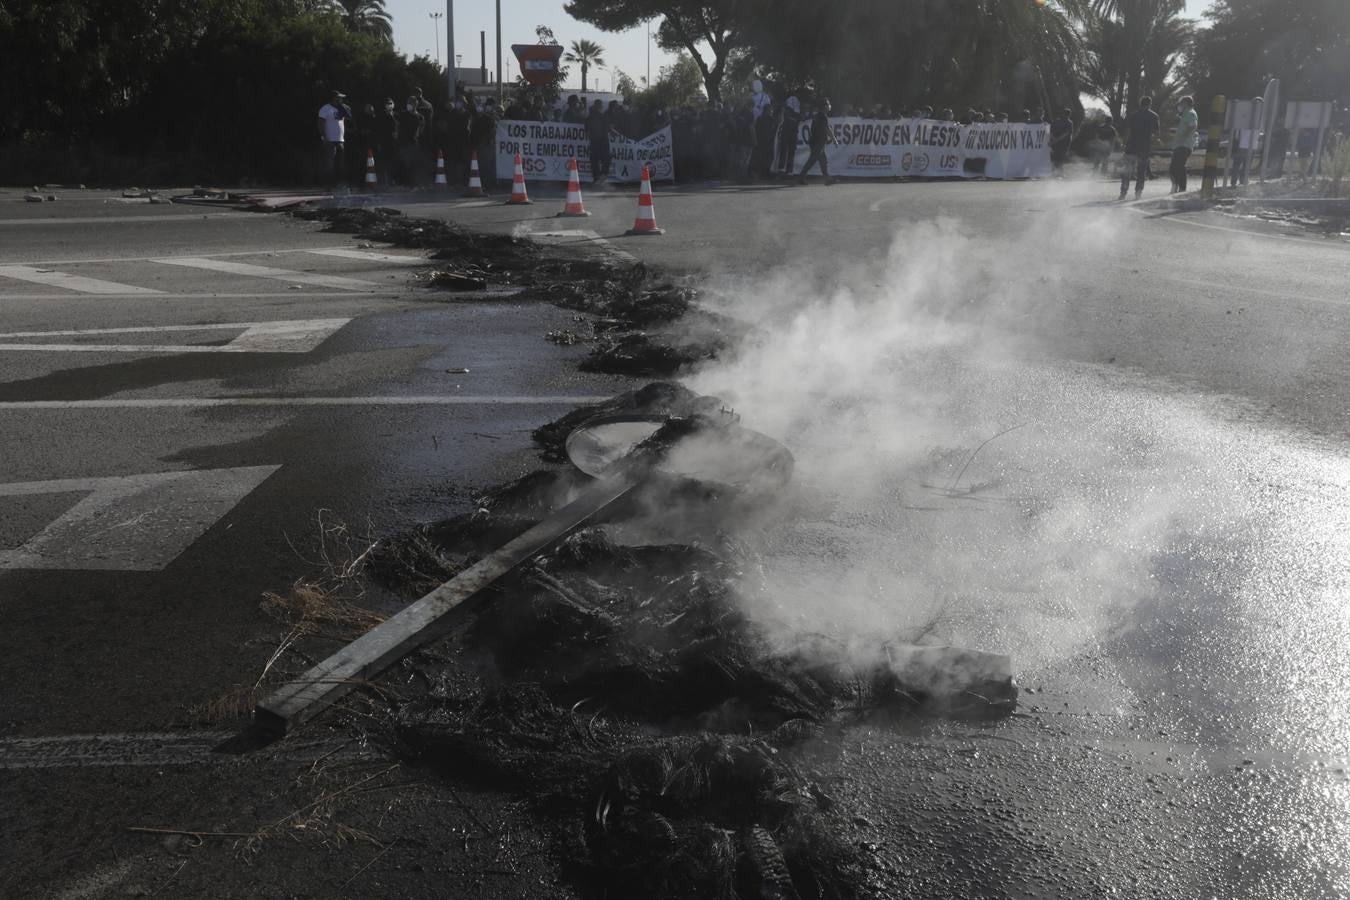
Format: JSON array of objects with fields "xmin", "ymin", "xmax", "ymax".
[{"xmin": 2, "ymin": 178, "xmax": 1348, "ymax": 898}]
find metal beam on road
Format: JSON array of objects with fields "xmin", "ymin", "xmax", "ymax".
[{"xmin": 254, "ymin": 472, "xmax": 639, "ymax": 734}]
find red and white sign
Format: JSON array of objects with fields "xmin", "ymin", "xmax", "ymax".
[{"xmin": 511, "ymin": 44, "xmax": 564, "ymax": 86}]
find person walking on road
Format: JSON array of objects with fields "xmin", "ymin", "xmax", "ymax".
[
  {"xmin": 1050, "ymin": 108, "xmax": 1074, "ymax": 176},
  {"xmin": 397, "ymin": 96, "xmax": 425, "ymax": 187},
  {"xmin": 1170, "ymin": 96, "xmax": 1198, "ymax": 193},
  {"xmin": 775, "ymin": 95, "xmax": 802, "ymax": 177},
  {"xmin": 1119, "ymin": 96, "xmax": 1159, "ymax": 201},
  {"xmin": 1093, "ymin": 115, "xmax": 1117, "ymax": 174},
  {"xmin": 374, "ymin": 98, "xmax": 398, "ymax": 186},
  {"xmin": 316, "ymin": 89, "xmax": 351, "ymax": 186},
  {"xmin": 797, "ymin": 98, "xmax": 836, "ymax": 185},
  {"xmin": 470, "ymin": 98, "xmax": 498, "ymax": 186},
  {"xmin": 587, "ymin": 99, "xmax": 611, "ymax": 185}
]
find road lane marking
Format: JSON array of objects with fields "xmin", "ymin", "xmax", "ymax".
[
  {"xmin": 0, "ymin": 318, "xmax": 350, "ymax": 353},
  {"xmin": 0, "ymin": 396, "xmax": 610, "ymax": 410},
  {"xmin": 304, "ymin": 248, "xmax": 427, "ymax": 265},
  {"xmin": 0, "ymin": 465, "xmax": 280, "ymax": 571},
  {"xmin": 0, "ymin": 265, "xmax": 164, "ymax": 296},
  {"xmin": 0, "ymin": 732, "xmax": 373, "ymax": 769},
  {"xmin": 151, "ymin": 257, "xmax": 379, "ymax": 290},
  {"xmin": 0, "ymin": 732, "xmax": 235, "ymax": 768},
  {"xmin": 1126, "ymin": 206, "xmax": 1349, "ymax": 247},
  {"xmin": 0, "ymin": 213, "xmax": 254, "ymax": 226},
  {"xmin": 0, "ymin": 291, "xmax": 407, "ymax": 301},
  {"xmin": 4, "ymin": 246, "xmax": 369, "ymax": 267}
]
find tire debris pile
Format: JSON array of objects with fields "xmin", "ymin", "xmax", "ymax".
[
  {"xmin": 292, "ymin": 207, "xmax": 740, "ymax": 376},
  {"xmin": 355, "ymin": 384, "xmax": 1016, "ymax": 900}
]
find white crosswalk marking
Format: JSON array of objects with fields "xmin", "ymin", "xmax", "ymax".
[
  {"xmin": 150, "ymin": 257, "xmax": 379, "ymax": 290},
  {"xmin": 0, "ymin": 317, "xmax": 350, "ymax": 353},
  {"xmin": 0, "ymin": 264, "xmax": 164, "ymax": 296},
  {"xmin": 304, "ymin": 248, "xmax": 426, "ymax": 265},
  {"xmin": 0, "ymin": 465, "xmax": 280, "ymax": 571}
]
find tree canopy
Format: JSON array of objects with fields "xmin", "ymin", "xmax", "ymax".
[
  {"xmin": 0, "ymin": 0, "xmax": 447, "ymax": 181},
  {"xmin": 1186, "ymin": 0, "xmax": 1350, "ymax": 105}
]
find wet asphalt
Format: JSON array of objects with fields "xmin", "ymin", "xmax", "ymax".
[{"xmin": 2, "ymin": 178, "xmax": 1349, "ymax": 897}]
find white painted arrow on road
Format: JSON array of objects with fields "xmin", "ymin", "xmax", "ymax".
[
  {"xmin": 0, "ymin": 466, "xmax": 280, "ymax": 571},
  {"xmin": 0, "ymin": 318, "xmax": 350, "ymax": 353}
]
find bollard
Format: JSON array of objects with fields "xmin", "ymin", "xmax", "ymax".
[{"xmin": 1202, "ymin": 94, "xmax": 1226, "ymax": 198}]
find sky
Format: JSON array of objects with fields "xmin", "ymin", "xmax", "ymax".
[
  {"xmin": 388, "ymin": 0, "xmax": 1213, "ymax": 94},
  {"xmin": 389, "ymin": 0, "xmax": 678, "ymax": 92}
]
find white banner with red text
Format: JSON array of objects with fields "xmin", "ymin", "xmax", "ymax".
[
  {"xmin": 495, "ymin": 121, "xmax": 674, "ymax": 183},
  {"xmin": 788, "ymin": 118, "xmax": 1051, "ymax": 179}
]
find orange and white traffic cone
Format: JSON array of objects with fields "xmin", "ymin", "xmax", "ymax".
[
  {"xmin": 557, "ymin": 157, "xmax": 591, "ymax": 217},
  {"xmin": 363, "ymin": 148, "xmax": 378, "ymax": 191},
  {"xmin": 465, "ymin": 152, "xmax": 484, "ymax": 196},
  {"xmin": 506, "ymin": 153, "xmax": 532, "ymax": 205},
  {"xmin": 625, "ymin": 165, "xmax": 664, "ymax": 235},
  {"xmin": 433, "ymin": 150, "xmax": 448, "ymax": 190}
]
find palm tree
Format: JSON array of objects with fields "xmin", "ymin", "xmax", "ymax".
[
  {"xmin": 329, "ymin": 0, "xmax": 393, "ymax": 44},
  {"xmin": 563, "ymin": 39, "xmax": 605, "ymax": 92},
  {"xmin": 1072, "ymin": 0, "xmax": 1187, "ymax": 115}
]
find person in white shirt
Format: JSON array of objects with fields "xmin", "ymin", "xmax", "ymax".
[{"xmin": 316, "ymin": 90, "xmax": 351, "ymax": 185}]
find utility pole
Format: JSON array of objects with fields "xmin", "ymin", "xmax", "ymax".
[
  {"xmin": 429, "ymin": 11, "xmax": 443, "ymax": 66},
  {"xmin": 495, "ymin": 0, "xmax": 503, "ymax": 102},
  {"xmin": 646, "ymin": 23, "xmax": 651, "ymax": 87}
]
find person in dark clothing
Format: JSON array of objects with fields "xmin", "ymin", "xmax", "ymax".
[
  {"xmin": 751, "ymin": 99, "xmax": 777, "ymax": 179},
  {"xmin": 443, "ymin": 98, "xmax": 471, "ymax": 184},
  {"xmin": 412, "ymin": 87, "xmax": 434, "ymax": 149},
  {"xmin": 797, "ymin": 98, "xmax": 836, "ymax": 185},
  {"xmin": 729, "ymin": 105, "xmax": 756, "ymax": 181},
  {"xmin": 1050, "ymin": 108, "xmax": 1074, "ymax": 176},
  {"xmin": 348, "ymin": 103, "xmax": 375, "ymax": 183},
  {"xmin": 1093, "ymin": 116, "xmax": 1117, "ymax": 174},
  {"xmin": 469, "ymin": 99, "xmax": 498, "ymax": 187},
  {"xmin": 374, "ymin": 98, "xmax": 399, "ymax": 186},
  {"xmin": 397, "ymin": 97, "xmax": 425, "ymax": 187},
  {"xmin": 1120, "ymin": 96, "xmax": 1160, "ymax": 200},
  {"xmin": 776, "ymin": 96, "xmax": 802, "ymax": 176},
  {"xmin": 587, "ymin": 100, "xmax": 611, "ymax": 185}
]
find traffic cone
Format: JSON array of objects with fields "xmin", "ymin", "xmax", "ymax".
[
  {"xmin": 433, "ymin": 150, "xmax": 448, "ymax": 190},
  {"xmin": 557, "ymin": 157, "xmax": 591, "ymax": 217},
  {"xmin": 363, "ymin": 148, "xmax": 377, "ymax": 191},
  {"xmin": 506, "ymin": 153, "xmax": 532, "ymax": 204},
  {"xmin": 465, "ymin": 152, "xmax": 484, "ymax": 197},
  {"xmin": 625, "ymin": 165, "xmax": 664, "ymax": 235}
]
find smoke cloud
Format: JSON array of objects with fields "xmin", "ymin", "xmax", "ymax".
[{"xmin": 678, "ymin": 200, "xmax": 1271, "ymax": 689}]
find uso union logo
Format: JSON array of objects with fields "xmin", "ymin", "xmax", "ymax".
[{"xmin": 901, "ymin": 152, "xmax": 931, "ymax": 172}]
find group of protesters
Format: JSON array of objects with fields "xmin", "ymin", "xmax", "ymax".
[
  {"xmin": 317, "ymin": 79, "xmax": 1237, "ymax": 197},
  {"xmin": 317, "ymin": 86, "xmax": 503, "ymax": 188}
]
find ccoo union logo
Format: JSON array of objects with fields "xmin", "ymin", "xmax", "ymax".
[{"xmin": 850, "ymin": 153, "xmax": 891, "ymax": 168}]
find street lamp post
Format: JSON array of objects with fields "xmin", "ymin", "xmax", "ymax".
[
  {"xmin": 429, "ymin": 11, "xmax": 443, "ymax": 65},
  {"xmin": 495, "ymin": 0, "xmax": 503, "ymax": 102},
  {"xmin": 446, "ymin": 0, "xmax": 456, "ymax": 99}
]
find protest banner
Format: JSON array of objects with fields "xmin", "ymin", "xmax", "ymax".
[
  {"xmin": 789, "ymin": 118, "xmax": 1051, "ymax": 179},
  {"xmin": 495, "ymin": 121, "xmax": 674, "ymax": 183}
]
